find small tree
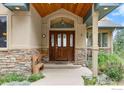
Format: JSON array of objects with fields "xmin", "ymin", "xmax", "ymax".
[{"xmin": 113, "ymin": 29, "xmax": 124, "ymax": 58}]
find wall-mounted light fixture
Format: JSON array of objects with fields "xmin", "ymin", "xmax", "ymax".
[{"xmin": 42, "ymin": 34, "xmax": 46, "ymax": 38}]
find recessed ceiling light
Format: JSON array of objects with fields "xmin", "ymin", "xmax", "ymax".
[
  {"xmin": 104, "ymin": 7, "xmax": 108, "ymax": 10},
  {"xmin": 15, "ymin": 7, "xmax": 20, "ymax": 10}
]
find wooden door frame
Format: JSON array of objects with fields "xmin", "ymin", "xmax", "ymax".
[{"xmin": 49, "ymin": 30, "xmax": 75, "ymax": 61}]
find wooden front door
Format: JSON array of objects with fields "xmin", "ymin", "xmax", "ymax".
[{"xmin": 49, "ymin": 31, "xmax": 75, "ymax": 61}]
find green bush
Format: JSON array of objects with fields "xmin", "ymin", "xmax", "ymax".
[
  {"xmin": 0, "ymin": 73, "xmax": 45, "ymax": 85},
  {"xmin": 0, "ymin": 73, "xmax": 27, "ymax": 85},
  {"xmin": 105, "ymin": 64, "xmax": 123, "ymax": 81},
  {"xmin": 83, "ymin": 76, "xmax": 97, "ymax": 85},
  {"xmin": 0, "ymin": 77, "xmax": 6, "ymax": 85},
  {"xmin": 98, "ymin": 51, "xmax": 109, "ymax": 72},
  {"xmin": 4, "ymin": 73, "xmax": 27, "ymax": 82},
  {"xmin": 98, "ymin": 51, "xmax": 124, "ymax": 81},
  {"xmin": 98, "ymin": 51, "xmax": 123, "ymax": 72},
  {"xmin": 28, "ymin": 73, "xmax": 44, "ymax": 82}
]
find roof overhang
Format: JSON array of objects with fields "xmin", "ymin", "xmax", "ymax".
[
  {"xmin": 3, "ymin": 3, "xmax": 29, "ymax": 11},
  {"xmin": 32, "ymin": 3, "xmax": 92, "ymax": 17},
  {"xmin": 87, "ymin": 26, "xmax": 124, "ymax": 31},
  {"xmin": 99, "ymin": 26, "xmax": 124, "ymax": 30},
  {"xmin": 84, "ymin": 3, "xmax": 120, "ymax": 26}
]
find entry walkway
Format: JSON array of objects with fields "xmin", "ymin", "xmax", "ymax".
[{"xmin": 31, "ymin": 64, "xmax": 92, "ymax": 85}]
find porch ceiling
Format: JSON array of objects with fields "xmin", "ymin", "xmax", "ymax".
[{"xmin": 32, "ymin": 3, "xmax": 92, "ymax": 17}]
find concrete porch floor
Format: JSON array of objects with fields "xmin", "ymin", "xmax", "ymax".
[{"xmin": 31, "ymin": 64, "xmax": 92, "ymax": 85}]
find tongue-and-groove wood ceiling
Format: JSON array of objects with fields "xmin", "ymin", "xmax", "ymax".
[{"xmin": 32, "ymin": 3, "xmax": 92, "ymax": 17}]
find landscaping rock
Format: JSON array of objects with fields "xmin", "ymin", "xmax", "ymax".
[
  {"xmin": 42, "ymin": 56, "xmax": 49, "ymax": 63},
  {"xmin": 80, "ymin": 67, "xmax": 92, "ymax": 77},
  {"xmin": 97, "ymin": 74, "xmax": 113, "ymax": 85}
]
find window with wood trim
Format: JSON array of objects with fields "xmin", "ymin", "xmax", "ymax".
[
  {"xmin": 87, "ymin": 31, "xmax": 108, "ymax": 47},
  {"xmin": 0, "ymin": 16, "xmax": 7, "ymax": 48},
  {"xmin": 87, "ymin": 31, "xmax": 92, "ymax": 47},
  {"xmin": 98, "ymin": 32, "xmax": 108, "ymax": 47}
]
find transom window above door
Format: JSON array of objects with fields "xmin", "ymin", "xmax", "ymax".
[{"xmin": 50, "ymin": 17, "xmax": 74, "ymax": 28}]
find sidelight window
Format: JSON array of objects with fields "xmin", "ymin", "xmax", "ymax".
[
  {"xmin": 51, "ymin": 34, "xmax": 54, "ymax": 47},
  {"xmin": 70, "ymin": 34, "xmax": 73, "ymax": 47}
]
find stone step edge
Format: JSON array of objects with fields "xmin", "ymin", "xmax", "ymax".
[{"xmin": 44, "ymin": 64, "xmax": 82, "ymax": 69}]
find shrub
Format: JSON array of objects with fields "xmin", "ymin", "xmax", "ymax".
[
  {"xmin": 105, "ymin": 64, "xmax": 123, "ymax": 81},
  {"xmin": 0, "ymin": 73, "xmax": 45, "ymax": 85},
  {"xmin": 98, "ymin": 51, "xmax": 124, "ymax": 81},
  {"xmin": 0, "ymin": 77, "xmax": 5, "ymax": 85},
  {"xmin": 2, "ymin": 81, "xmax": 31, "ymax": 86},
  {"xmin": 28, "ymin": 73, "xmax": 44, "ymax": 82},
  {"xmin": 4, "ymin": 73, "xmax": 27, "ymax": 82},
  {"xmin": 98, "ymin": 51, "xmax": 123, "ymax": 71},
  {"xmin": 98, "ymin": 51, "xmax": 109, "ymax": 72},
  {"xmin": 83, "ymin": 76, "xmax": 97, "ymax": 85},
  {"xmin": 98, "ymin": 51, "xmax": 108, "ymax": 65},
  {"xmin": 0, "ymin": 73, "xmax": 27, "ymax": 85}
]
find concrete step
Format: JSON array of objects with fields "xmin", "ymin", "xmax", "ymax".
[{"xmin": 44, "ymin": 64, "xmax": 82, "ymax": 69}]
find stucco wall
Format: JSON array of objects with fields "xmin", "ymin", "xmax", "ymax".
[
  {"xmin": 0, "ymin": 4, "xmax": 42, "ymax": 49},
  {"xmin": 12, "ymin": 5, "xmax": 42, "ymax": 49}
]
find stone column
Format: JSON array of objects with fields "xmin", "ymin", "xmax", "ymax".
[{"xmin": 92, "ymin": 4, "xmax": 99, "ymax": 77}]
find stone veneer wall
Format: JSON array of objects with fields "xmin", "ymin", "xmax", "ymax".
[
  {"xmin": 75, "ymin": 48, "xmax": 87, "ymax": 65},
  {"xmin": 0, "ymin": 49, "xmax": 41, "ymax": 76},
  {"xmin": 41, "ymin": 48, "xmax": 49, "ymax": 63},
  {"xmin": 42, "ymin": 48, "xmax": 87, "ymax": 65}
]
